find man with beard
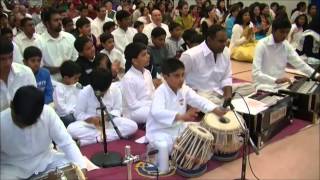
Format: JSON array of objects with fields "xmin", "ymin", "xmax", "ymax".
[{"xmin": 35, "ymin": 8, "xmax": 78, "ymax": 81}]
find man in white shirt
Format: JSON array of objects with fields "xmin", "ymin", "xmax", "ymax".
[
  {"xmin": 143, "ymin": 9, "xmax": 170, "ymax": 44},
  {"xmin": 180, "ymin": 25, "xmax": 233, "ymax": 104},
  {"xmin": 14, "ymin": 17, "xmax": 39, "ymax": 55},
  {"xmin": 35, "ymin": 8, "xmax": 78, "ymax": 81},
  {"xmin": 0, "ymin": 27, "xmax": 24, "ymax": 64},
  {"xmin": 252, "ymin": 18, "xmax": 320, "ymax": 90},
  {"xmin": 146, "ymin": 59, "xmax": 227, "ymax": 155},
  {"xmin": 0, "ymin": 86, "xmax": 86, "ymax": 179},
  {"xmin": 0, "ymin": 37, "xmax": 36, "ymax": 111},
  {"xmin": 112, "ymin": 10, "xmax": 137, "ymax": 53},
  {"xmin": 91, "ymin": 5, "xmax": 113, "ymax": 40},
  {"xmin": 67, "ymin": 69, "xmax": 138, "ymax": 146}
]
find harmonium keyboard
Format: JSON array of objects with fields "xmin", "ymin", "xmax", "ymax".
[
  {"xmin": 279, "ymin": 77, "xmax": 320, "ymax": 123},
  {"xmin": 240, "ymin": 90, "xmax": 293, "ymax": 149}
]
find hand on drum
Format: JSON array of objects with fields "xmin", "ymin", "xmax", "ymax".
[
  {"xmin": 275, "ymin": 77, "xmax": 292, "ymax": 84},
  {"xmin": 176, "ymin": 108, "xmax": 199, "ymax": 121},
  {"xmin": 212, "ymin": 107, "xmax": 228, "ymax": 117}
]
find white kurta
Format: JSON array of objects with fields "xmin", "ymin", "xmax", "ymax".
[
  {"xmin": 229, "ymin": 23, "xmax": 254, "ymax": 50},
  {"xmin": 288, "ymin": 24, "xmax": 304, "ymax": 50},
  {"xmin": 100, "ymin": 48, "xmax": 126, "ymax": 68},
  {"xmin": 53, "ymin": 82, "xmax": 81, "ymax": 117},
  {"xmin": 67, "ymin": 85, "xmax": 138, "ymax": 146},
  {"xmin": 111, "ymin": 27, "xmax": 137, "ymax": 53},
  {"xmin": 146, "ymin": 83, "xmax": 217, "ymax": 153},
  {"xmin": 121, "ymin": 67, "xmax": 154, "ymax": 123},
  {"xmin": 12, "ymin": 41, "xmax": 23, "ymax": 64},
  {"xmin": 180, "ymin": 41, "xmax": 233, "ymax": 95},
  {"xmin": 0, "ymin": 105, "xmax": 86, "ymax": 179},
  {"xmin": 35, "ymin": 30, "xmax": 78, "ymax": 67},
  {"xmin": 0, "ymin": 63, "xmax": 36, "ymax": 111},
  {"xmin": 252, "ymin": 34, "xmax": 315, "ymax": 89},
  {"xmin": 91, "ymin": 17, "xmax": 113, "ymax": 39},
  {"xmin": 13, "ymin": 32, "xmax": 40, "ymax": 55}
]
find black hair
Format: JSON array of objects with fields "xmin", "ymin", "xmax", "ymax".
[
  {"xmin": 133, "ymin": 20, "xmax": 144, "ymax": 29},
  {"xmin": 0, "ymin": 36, "xmax": 13, "ymax": 55},
  {"xmin": 237, "ymin": 2, "xmax": 244, "ymax": 9},
  {"xmin": 307, "ymin": 16, "xmax": 320, "ymax": 34},
  {"xmin": 116, "ymin": 10, "xmax": 131, "ymax": 21},
  {"xmin": 20, "ymin": 17, "xmax": 33, "ymax": 27},
  {"xmin": 11, "ymin": 86, "xmax": 44, "ymax": 127},
  {"xmin": 270, "ymin": 2, "xmax": 279, "ymax": 10},
  {"xmin": 275, "ymin": 7, "xmax": 288, "ymax": 20},
  {"xmin": 99, "ymin": 33, "xmax": 114, "ymax": 44},
  {"xmin": 76, "ymin": 17, "xmax": 90, "ymax": 29},
  {"xmin": 0, "ymin": 27, "xmax": 13, "ymax": 36},
  {"xmin": 42, "ymin": 8, "xmax": 60, "ymax": 24},
  {"xmin": 206, "ymin": 24, "xmax": 225, "ymax": 39},
  {"xmin": 103, "ymin": 21, "xmax": 116, "ymax": 32},
  {"xmin": 161, "ymin": 58, "xmax": 185, "ymax": 75},
  {"xmin": 60, "ymin": 60, "xmax": 81, "ymax": 78},
  {"xmin": 133, "ymin": 32, "xmax": 148, "ymax": 45},
  {"xmin": 93, "ymin": 53, "xmax": 112, "ymax": 71},
  {"xmin": 291, "ymin": 1, "xmax": 306, "ymax": 15},
  {"xmin": 78, "ymin": 4, "xmax": 88, "ymax": 12},
  {"xmin": 259, "ymin": 3, "xmax": 268, "ymax": 12},
  {"xmin": 151, "ymin": 26, "xmax": 166, "ymax": 38},
  {"xmin": 74, "ymin": 36, "xmax": 91, "ymax": 53},
  {"xmin": 229, "ymin": 4, "xmax": 240, "ymax": 15},
  {"xmin": 272, "ymin": 17, "xmax": 291, "ymax": 32},
  {"xmin": 217, "ymin": 0, "xmax": 226, "ymax": 13},
  {"xmin": 62, "ymin": 17, "xmax": 73, "ymax": 27},
  {"xmin": 249, "ymin": 2, "xmax": 261, "ymax": 24},
  {"xmin": 90, "ymin": 68, "xmax": 113, "ymax": 92},
  {"xmin": 23, "ymin": 46, "xmax": 42, "ymax": 60},
  {"xmin": 294, "ymin": 14, "xmax": 308, "ymax": 30},
  {"xmin": 204, "ymin": 5, "xmax": 215, "ymax": 18},
  {"xmin": 169, "ymin": 21, "xmax": 182, "ymax": 32},
  {"xmin": 234, "ymin": 7, "xmax": 250, "ymax": 26},
  {"xmin": 124, "ymin": 42, "xmax": 147, "ymax": 72}
]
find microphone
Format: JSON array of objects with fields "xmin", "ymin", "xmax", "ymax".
[
  {"xmin": 222, "ymin": 92, "xmax": 236, "ymax": 109},
  {"xmin": 122, "ymin": 149, "xmax": 159, "ymax": 165}
]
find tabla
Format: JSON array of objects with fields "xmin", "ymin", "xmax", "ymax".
[
  {"xmin": 30, "ymin": 163, "xmax": 85, "ymax": 180},
  {"xmin": 202, "ymin": 111, "xmax": 243, "ymax": 161},
  {"xmin": 171, "ymin": 124, "xmax": 214, "ymax": 177}
]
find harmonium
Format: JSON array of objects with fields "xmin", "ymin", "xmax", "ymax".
[
  {"xmin": 240, "ymin": 90, "xmax": 293, "ymax": 149},
  {"xmin": 279, "ymin": 77, "xmax": 320, "ymax": 124}
]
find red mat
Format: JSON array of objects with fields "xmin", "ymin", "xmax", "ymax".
[{"xmin": 81, "ymin": 119, "xmax": 310, "ymax": 180}]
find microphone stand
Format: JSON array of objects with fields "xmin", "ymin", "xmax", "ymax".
[
  {"xmin": 227, "ymin": 101, "xmax": 259, "ymax": 180},
  {"xmin": 91, "ymin": 95, "xmax": 122, "ymax": 168}
]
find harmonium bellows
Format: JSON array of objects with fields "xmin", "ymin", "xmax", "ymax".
[
  {"xmin": 240, "ymin": 90, "xmax": 293, "ymax": 149},
  {"xmin": 279, "ymin": 77, "xmax": 320, "ymax": 124}
]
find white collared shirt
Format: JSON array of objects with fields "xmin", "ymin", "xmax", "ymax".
[
  {"xmin": 35, "ymin": 22, "xmax": 46, "ymax": 35},
  {"xmin": 121, "ymin": 66, "xmax": 154, "ymax": 114},
  {"xmin": 13, "ymin": 41, "xmax": 23, "ymax": 64},
  {"xmin": 0, "ymin": 63, "xmax": 36, "ymax": 111},
  {"xmin": 142, "ymin": 22, "xmax": 170, "ymax": 44},
  {"xmin": 252, "ymin": 34, "xmax": 315, "ymax": 88},
  {"xmin": 146, "ymin": 83, "xmax": 217, "ymax": 140},
  {"xmin": 100, "ymin": 48, "xmax": 126, "ymax": 68},
  {"xmin": 111, "ymin": 27, "xmax": 137, "ymax": 53},
  {"xmin": 75, "ymin": 84, "xmax": 123, "ymax": 121},
  {"xmin": 229, "ymin": 23, "xmax": 254, "ymax": 50},
  {"xmin": 35, "ymin": 30, "xmax": 78, "ymax": 67},
  {"xmin": 53, "ymin": 82, "xmax": 81, "ymax": 117},
  {"xmin": 180, "ymin": 41, "xmax": 232, "ymax": 95},
  {"xmin": 91, "ymin": 17, "xmax": 113, "ymax": 39},
  {"xmin": 14, "ymin": 32, "xmax": 40, "ymax": 54},
  {"xmin": 0, "ymin": 105, "xmax": 86, "ymax": 179}
]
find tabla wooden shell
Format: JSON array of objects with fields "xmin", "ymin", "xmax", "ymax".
[
  {"xmin": 171, "ymin": 124, "xmax": 214, "ymax": 170},
  {"xmin": 201, "ymin": 111, "xmax": 243, "ymax": 154},
  {"xmin": 30, "ymin": 163, "xmax": 85, "ymax": 180}
]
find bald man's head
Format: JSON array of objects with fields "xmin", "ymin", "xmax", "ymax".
[{"xmin": 151, "ymin": 9, "xmax": 162, "ymax": 26}]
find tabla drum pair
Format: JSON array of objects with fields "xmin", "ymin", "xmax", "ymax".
[
  {"xmin": 30, "ymin": 163, "xmax": 85, "ymax": 180},
  {"xmin": 171, "ymin": 124, "xmax": 214, "ymax": 178},
  {"xmin": 202, "ymin": 111, "xmax": 244, "ymax": 161}
]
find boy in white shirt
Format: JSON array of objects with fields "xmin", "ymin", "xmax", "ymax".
[
  {"xmin": 1, "ymin": 86, "xmax": 86, "ymax": 179},
  {"xmin": 122, "ymin": 42, "xmax": 154, "ymax": 124},
  {"xmin": 53, "ymin": 61, "xmax": 82, "ymax": 127},
  {"xmin": 67, "ymin": 68, "xmax": 138, "ymax": 146},
  {"xmin": 146, "ymin": 58, "xmax": 227, "ymax": 155}
]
